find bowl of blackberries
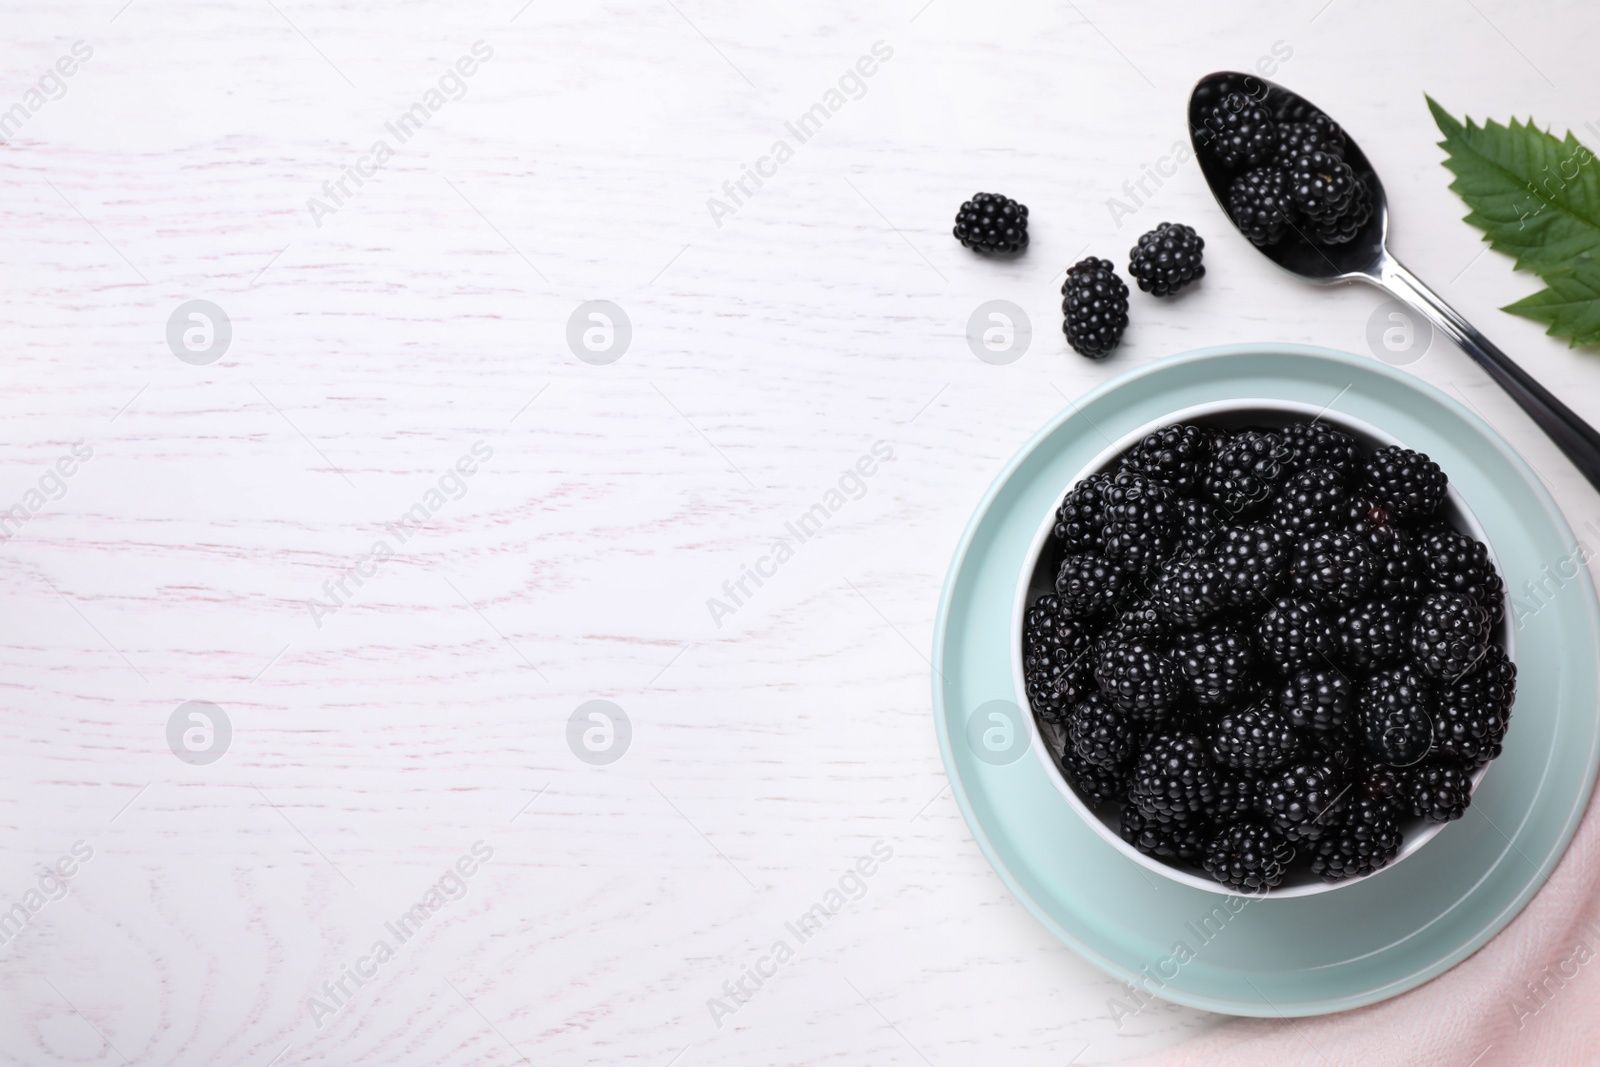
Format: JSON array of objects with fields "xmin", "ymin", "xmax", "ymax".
[{"xmin": 1014, "ymin": 404, "xmax": 1515, "ymax": 896}]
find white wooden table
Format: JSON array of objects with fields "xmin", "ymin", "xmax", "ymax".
[{"xmin": 3, "ymin": 1, "xmax": 1598, "ymax": 1063}]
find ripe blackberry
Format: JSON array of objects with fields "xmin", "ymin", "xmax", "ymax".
[
  {"xmin": 1288, "ymin": 531, "xmax": 1377, "ymax": 606},
  {"xmin": 1416, "ymin": 527, "xmax": 1505, "ymax": 622},
  {"xmin": 1362, "ymin": 446, "xmax": 1447, "ymax": 523},
  {"xmin": 1287, "ymin": 149, "xmax": 1359, "ymax": 222},
  {"xmin": 1274, "ymin": 113, "xmax": 1345, "ymax": 167},
  {"xmin": 1309, "ymin": 177, "xmax": 1372, "ymax": 245},
  {"xmin": 1130, "ymin": 733, "xmax": 1219, "ymax": 819},
  {"xmin": 1100, "ymin": 471, "xmax": 1179, "ymax": 574},
  {"xmin": 1311, "ymin": 796, "xmax": 1401, "ymax": 880},
  {"xmin": 1093, "ymin": 600, "xmax": 1172, "ymax": 681},
  {"xmin": 1022, "ymin": 594, "xmax": 1097, "ymax": 724},
  {"xmin": 1203, "ymin": 431, "xmax": 1293, "ymax": 517},
  {"xmin": 1147, "ymin": 556, "xmax": 1227, "ymax": 627},
  {"xmin": 1066, "ymin": 693, "xmax": 1138, "ymax": 770},
  {"xmin": 1358, "ymin": 667, "xmax": 1435, "ymax": 767},
  {"xmin": 1257, "ymin": 597, "xmax": 1337, "ymax": 675},
  {"xmin": 1410, "ymin": 591, "xmax": 1492, "ymax": 681},
  {"xmin": 1119, "ymin": 423, "xmax": 1211, "ymax": 495},
  {"xmin": 1120, "ymin": 805, "xmax": 1208, "ymax": 863},
  {"xmin": 1226, "ymin": 167, "xmax": 1300, "ymax": 247},
  {"xmin": 1211, "ymin": 701, "xmax": 1300, "ymax": 771},
  {"xmin": 1062, "ymin": 257, "xmax": 1129, "ymax": 359},
  {"xmin": 1055, "ymin": 553, "xmax": 1130, "ymax": 617},
  {"xmin": 1174, "ymin": 626, "xmax": 1260, "ymax": 709},
  {"xmin": 1209, "ymin": 523, "xmax": 1291, "ymax": 606},
  {"xmin": 1400, "ymin": 760, "xmax": 1473, "ymax": 822},
  {"xmin": 1281, "ymin": 421, "xmax": 1361, "ymax": 481},
  {"xmin": 1101, "ymin": 641, "xmax": 1185, "ymax": 723},
  {"xmin": 1203, "ymin": 821, "xmax": 1291, "ymax": 892},
  {"xmin": 1261, "ymin": 759, "xmax": 1346, "ymax": 842},
  {"xmin": 1279, "ymin": 668, "xmax": 1352, "ymax": 735},
  {"xmin": 1273, "ymin": 467, "xmax": 1349, "ymax": 538},
  {"xmin": 1362, "ymin": 523, "xmax": 1424, "ymax": 600},
  {"xmin": 1205, "ymin": 93, "xmax": 1279, "ymax": 169},
  {"xmin": 952, "ymin": 192, "xmax": 1029, "ymax": 253},
  {"xmin": 1173, "ymin": 497, "xmax": 1222, "ymax": 557},
  {"xmin": 1055, "ymin": 737, "xmax": 1129, "ymax": 805},
  {"xmin": 1434, "ymin": 644, "xmax": 1516, "ymax": 765},
  {"xmin": 1128, "ymin": 222, "xmax": 1205, "ymax": 297},
  {"xmin": 1054, "ymin": 472, "xmax": 1113, "ymax": 553},
  {"xmin": 1209, "ymin": 773, "xmax": 1263, "ymax": 823},
  {"xmin": 1335, "ymin": 599, "xmax": 1413, "ymax": 670}
]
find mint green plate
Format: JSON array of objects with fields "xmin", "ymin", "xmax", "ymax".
[{"xmin": 931, "ymin": 344, "xmax": 1600, "ymax": 1016}]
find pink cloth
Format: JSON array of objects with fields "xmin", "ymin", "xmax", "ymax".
[{"xmin": 1130, "ymin": 790, "xmax": 1600, "ymax": 1067}]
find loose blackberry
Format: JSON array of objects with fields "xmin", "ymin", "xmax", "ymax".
[
  {"xmin": 1203, "ymin": 431, "xmax": 1293, "ymax": 517},
  {"xmin": 1211, "ymin": 701, "xmax": 1300, "ymax": 771},
  {"xmin": 1416, "ymin": 527, "xmax": 1505, "ymax": 622},
  {"xmin": 1311, "ymin": 796, "xmax": 1401, "ymax": 880},
  {"xmin": 1362, "ymin": 446, "xmax": 1447, "ymax": 523},
  {"xmin": 1100, "ymin": 471, "xmax": 1179, "ymax": 574},
  {"xmin": 1147, "ymin": 556, "xmax": 1227, "ymax": 627},
  {"xmin": 1120, "ymin": 805, "xmax": 1208, "ymax": 863},
  {"xmin": 1433, "ymin": 644, "xmax": 1516, "ymax": 765},
  {"xmin": 1209, "ymin": 523, "xmax": 1291, "ymax": 606},
  {"xmin": 1308, "ymin": 177, "xmax": 1372, "ymax": 245},
  {"xmin": 1061, "ymin": 257, "xmax": 1129, "ymax": 359},
  {"xmin": 1174, "ymin": 626, "xmax": 1260, "ymax": 709},
  {"xmin": 952, "ymin": 192, "xmax": 1028, "ymax": 253},
  {"xmin": 1274, "ymin": 113, "xmax": 1345, "ymax": 167},
  {"xmin": 1128, "ymin": 222, "xmax": 1205, "ymax": 297},
  {"xmin": 1054, "ymin": 472, "xmax": 1113, "ymax": 553},
  {"xmin": 1055, "ymin": 735, "xmax": 1129, "ymax": 805},
  {"xmin": 1174, "ymin": 497, "xmax": 1222, "ymax": 557},
  {"xmin": 1362, "ymin": 523, "xmax": 1424, "ymax": 600},
  {"xmin": 1400, "ymin": 760, "xmax": 1473, "ymax": 822},
  {"xmin": 1279, "ymin": 668, "xmax": 1352, "ymax": 735},
  {"xmin": 1358, "ymin": 667, "xmax": 1435, "ymax": 767},
  {"xmin": 1093, "ymin": 600, "xmax": 1172, "ymax": 681},
  {"xmin": 1335, "ymin": 599, "xmax": 1413, "ymax": 670},
  {"xmin": 1410, "ymin": 591, "xmax": 1492, "ymax": 681},
  {"xmin": 1022, "ymin": 594, "xmax": 1097, "ymax": 724},
  {"xmin": 1226, "ymin": 167, "xmax": 1300, "ymax": 247},
  {"xmin": 1209, "ymin": 773, "xmax": 1263, "ymax": 824},
  {"xmin": 1066, "ymin": 693, "xmax": 1138, "ymax": 770},
  {"xmin": 1055, "ymin": 553, "xmax": 1130, "ymax": 617},
  {"xmin": 1119, "ymin": 423, "xmax": 1211, "ymax": 495},
  {"xmin": 1101, "ymin": 641, "xmax": 1185, "ymax": 723},
  {"xmin": 1287, "ymin": 149, "xmax": 1359, "ymax": 222},
  {"xmin": 1273, "ymin": 467, "xmax": 1349, "ymax": 538},
  {"xmin": 1288, "ymin": 531, "xmax": 1377, "ymax": 606},
  {"xmin": 1281, "ymin": 421, "xmax": 1361, "ymax": 481},
  {"xmin": 1203, "ymin": 821, "xmax": 1291, "ymax": 892},
  {"xmin": 1257, "ymin": 597, "xmax": 1337, "ymax": 675},
  {"xmin": 1260, "ymin": 760, "xmax": 1346, "ymax": 842},
  {"xmin": 1130, "ymin": 733, "xmax": 1219, "ymax": 820},
  {"xmin": 1205, "ymin": 93, "xmax": 1279, "ymax": 169}
]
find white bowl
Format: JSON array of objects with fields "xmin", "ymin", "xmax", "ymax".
[{"xmin": 1012, "ymin": 400, "xmax": 1512, "ymax": 897}]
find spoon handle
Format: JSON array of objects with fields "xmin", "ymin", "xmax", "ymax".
[{"xmin": 1375, "ymin": 255, "xmax": 1600, "ymax": 493}]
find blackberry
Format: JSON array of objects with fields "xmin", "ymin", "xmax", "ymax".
[
  {"xmin": 1211, "ymin": 701, "xmax": 1300, "ymax": 771},
  {"xmin": 1358, "ymin": 667, "xmax": 1435, "ymax": 767},
  {"xmin": 1363, "ymin": 523, "xmax": 1424, "ymax": 600},
  {"xmin": 1101, "ymin": 641, "xmax": 1185, "ymax": 723},
  {"xmin": 1433, "ymin": 644, "xmax": 1516, "ymax": 765},
  {"xmin": 1226, "ymin": 167, "xmax": 1300, "ymax": 247},
  {"xmin": 1093, "ymin": 600, "xmax": 1172, "ymax": 681},
  {"xmin": 1288, "ymin": 531, "xmax": 1377, "ymax": 606},
  {"xmin": 1130, "ymin": 733, "xmax": 1219, "ymax": 820},
  {"xmin": 1066, "ymin": 693, "xmax": 1138, "ymax": 770},
  {"xmin": 1209, "ymin": 523, "xmax": 1291, "ymax": 606},
  {"xmin": 1055, "ymin": 553, "xmax": 1130, "ymax": 617},
  {"xmin": 1257, "ymin": 597, "xmax": 1337, "ymax": 675},
  {"xmin": 1062, "ymin": 257, "xmax": 1129, "ymax": 359},
  {"xmin": 1209, "ymin": 773, "xmax": 1263, "ymax": 824},
  {"xmin": 1022, "ymin": 595, "xmax": 1097, "ymax": 724},
  {"xmin": 1410, "ymin": 591, "xmax": 1492, "ymax": 681},
  {"xmin": 1311, "ymin": 796, "xmax": 1402, "ymax": 880},
  {"xmin": 1279, "ymin": 668, "xmax": 1352, "ymax": 735},
  {"xmin": 952, "ymin": 192, "xmax": 1028, "ymax": 253},
  {"xmin": 1054, "ymin": 472, "xmax": 1113, "ymax": 553},
  {"xmin": 1203, "ymin": 431, "xmax": 1292, "ymax": 517},
  {"xmin": 1128, "ymin": 222, "xmax": 1205, "ymax": 297},
  {"xmin": 1335, "ymin": 598, "xmax": 1413, "ymax": 670},
  {"xmin": 1281, "ymin": 421, "xmax": 1361, "ymax": 481},
  {"xmin": 1309, "ymin": 177, "xmax": 1372, "ymax": 245},
  {"xmin": 1174, "ymin": 626, "xmax": 1260, "ymax": 709},
  {"xmin": 1273, "ymin": 467, "xmax": 1349, "ymax": 538},
  {"xmin": 1362, "ymin": 446, "xmax": 1447, "ymax": 523},
  {"xmin": 1055, "ymin": 735, "xmax": 1129, "ymax": 805},
  {"xmin": 1416, "ymin": 527, "xmax": 1505, "ymax": 622},
  {"xmin": 1203, "ymin": 821, "xmax": 1291, "ymax": 892},
  {"xmin": 1119, "ymin": 423, "xmax": 1211, "ymax": 495},
  {"xmin": 1173, "ymin": 497, "xmax": 1222, "ymax": 557},
  {"xmin": 1274, "ymin": 113, "xmax": 1345, "ymax": 167},
  {"xmin": 1147, "ymin": 556, "xmax": 1227, "ymax": 627},
  {"xmin": 1260, "ymin": 760, "xmax": 1347, "ymax": 842},
  {"xmin": 1205, "ymin": 93, "xmax": 1279, "ymax": 169},
  {"xmin": 1119, "ymin": 805, "xmax": 1208, "ymax": 863},
  {"xmin": 1400, "ymin": 760, "xmax": 1473, "ymax": 822},
  {"xmin": 1194, "ymin": 75, "xmax": 1267, "ymax": 120},
  {"xmin": 1287, "ymin": 149, "xmax": 1359, "ymax": 222},
  {"xmin": 1100, "ymin": 471, "xmax": 1179, "ymax": 573}
]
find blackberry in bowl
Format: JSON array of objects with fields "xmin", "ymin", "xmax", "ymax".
[{"xmin": 1012, "ymin": 401, "xmax": 1514, "ymax": 896}]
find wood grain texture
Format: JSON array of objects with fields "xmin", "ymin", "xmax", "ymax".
[{"xmin": 2, "ymin": 0, "xmax": 1599, "ymax": 1063}]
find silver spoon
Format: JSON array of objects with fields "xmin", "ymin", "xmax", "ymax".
[{"xmin": 1188, "ymin": 71, "xmax": 1600, "ymax": 492}]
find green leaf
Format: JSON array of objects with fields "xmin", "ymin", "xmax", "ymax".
[
  {"xmin": 1427, "ymin": 97, "xmax": 1600, "ymax": 276},
  {"xmin": 1504, "ymin": 264, "xmax": 1600, "ymax": 347}
]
